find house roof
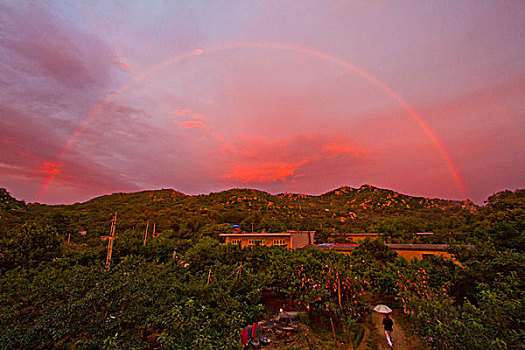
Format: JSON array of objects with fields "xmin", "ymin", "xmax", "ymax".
[
  {"xmin": 219, "ymin": 233, "xmax": 292, "ymax": 237},
  {"xmin": 330, "ymin": 233, "xmax": 379, "ymax": 236},
  {"xmin": 220, "ymin": 231, "xmax": 314, "ymax": 237},
  {"xmin": 315, "ymin": 243, "xmax": 452, "ymax": 252},
  {"xmin": 315, "ymin": 244, "xmax": 358, "ymax": 252},
  {"xmin": 386, "ymin": 244, "xmax": 449, "ymax": 251}
]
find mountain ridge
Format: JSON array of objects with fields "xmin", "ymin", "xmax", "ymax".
[
  {"xmin": 0, "ymin": 185, "xmax": 479, "ymax": 215},
  {"xmin": 2, "ymin": 185, "xmax": 523, "ymax": 245}
]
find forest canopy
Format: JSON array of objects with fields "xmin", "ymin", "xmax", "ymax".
[{"xmin": 0, "ymin": 187, "xmax": 523, "ymax": 349}]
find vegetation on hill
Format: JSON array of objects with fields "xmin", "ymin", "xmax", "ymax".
[
  {"xmin": 1, "ymin": 185, "xmax": 480, "ymax": 244},
  {"xmin": 0, "ymin": 186, "xmax": 523, "ymax": 349}
]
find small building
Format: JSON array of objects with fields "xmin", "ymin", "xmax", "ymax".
[
  {"xmin": 329, "ymin": 233, "xmax": 380, "ymax": 243},
  {"xmin": 220, "ymin": 230, "xmax": 315, "ymax": 250},
  {"xmin": 314, "ymin": 243, "xmax": 458, "ymax": 261},
  {"xmin": 387, "ymin": 244, "xmax": 454, "ymax": 260}
]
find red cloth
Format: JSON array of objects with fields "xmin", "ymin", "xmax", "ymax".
[
  {"xmin": 241, "ymin": 328, "xmax": 248, "ymax": 345},
  {"xmin": 251, "ymin": 322, "xmax": 258, "ymax": 338}
]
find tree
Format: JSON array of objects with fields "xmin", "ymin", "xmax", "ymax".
[
  {"xmin": 1, "ymin": 224, "xmax": 64, "ymax": 271},
  {"xmin": 199, "ymin": 223, "xmax": 232, "ymax": 240},
  {"xmin": 352, "ymin": 238, "xmax": 397, "ymax": 264}
]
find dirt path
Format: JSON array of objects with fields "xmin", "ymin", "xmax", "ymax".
[{"xmin": 372, "ymin": 311, "xmax": 428, "ymax": 350}]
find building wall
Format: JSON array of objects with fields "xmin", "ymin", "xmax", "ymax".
[
  {"xmin": 225, "ymin": 237, "xmax": 457, "ymax": 262},
  {"xmin": 394, "ymin": 249, "xmax": 454, "ymax": 261},
  {"xmin": 224, "ymin": 236, "xmax": 291, "ymax": 249},
  {"xmin": 345, "ymin": 234, "xmax": 379, "ymax": 243},
  {"xmin": 290, "ymin": 232, "xmax": 315, "ymax": 249},
  {"xmin": 222, "ymin": 231, "xmax": 314, "ymax": 250},
  {"xmin": 330, "ymin": 233, "xmax": 379, "ymax": 243},
  {"xmin": 326, "ymin": 247, "xmax": 455, "ymax": 261}
]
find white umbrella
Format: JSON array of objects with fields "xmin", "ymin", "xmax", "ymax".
[{"xmin": 373, "ymin": 304, "xmax": 392, "ymax": 314}]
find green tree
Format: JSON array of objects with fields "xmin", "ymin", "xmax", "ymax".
[{"xmin": 1, "ymin": 224, "xmax": 64, "ymax": 271}]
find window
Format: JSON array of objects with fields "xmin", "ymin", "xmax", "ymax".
[{"xmin": 273, "ymin": 239, "xmax": 287, "ymax": 246}]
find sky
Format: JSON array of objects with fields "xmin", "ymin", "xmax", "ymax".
[{"xmin": 1, "ymin": 0, "xmax": 524, "ymax": 205}]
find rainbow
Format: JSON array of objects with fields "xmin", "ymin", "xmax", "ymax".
[{"xmin": 38, "ymin": 41, "xmax": 468, "ymax": 200}]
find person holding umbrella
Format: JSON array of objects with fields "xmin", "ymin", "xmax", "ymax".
[
  {"xmin": 382, "ymin": 313, "xmax": 394, "ymax": 348},
  {"xmin": 374, "ymin": 304, "xmax": 394, "ymax": 348}
]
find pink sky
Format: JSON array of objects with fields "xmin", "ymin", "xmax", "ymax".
[{"xmin": 1, "ymin": 1, "xmax": 524, "ymax": 205}]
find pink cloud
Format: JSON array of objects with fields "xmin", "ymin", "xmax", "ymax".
[
  {"xmin": 322, "ymin": 143, "xmax": 370, "ymax": 159},
  {"xmin": 171, "ymin": 109, "xmax": 208, "ymax": 121},
  {"xmin": 0, "ymin": 145, "xmax": 141, "ymax": 204},
  {"xmin": 191, "ymin": 114, "xmax": 208, "ymax": 121},
  {"xmin": 0, "ymin": 4, "xmax": 114, "ymax": 89},
  {"xmin": 224, "ymin": 163, "xmax": 303, "ymax": 183},
  {"xmin": 114, "ymin": 61, "xmax": 131, "ymax": 70},
  {"xmin": 35, "ymin": 162, "xmax": 63, "ymax": 176},
  {"xmin": 171, "ymin": 109, "xmax": 210, "ymax": 131},
  {"xmin": 176, "ymin": 120, "xmax": 208, "ymax": 129},
  {"xmin": 174, "ymin": 109, "xmax": 190, "ymax": 116},
  {"xmin": 219, "ymin": 133, "xmax": 371, "ymax": 185}
]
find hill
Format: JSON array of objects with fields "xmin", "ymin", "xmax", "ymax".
[{"xmin": 0, "ymin": 185, "xmax": 485, "ymax": 243}]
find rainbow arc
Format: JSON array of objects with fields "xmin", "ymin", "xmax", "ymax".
[{"xmin": 38, "ymin": 41, "xmax": 468, "ymax": 200}]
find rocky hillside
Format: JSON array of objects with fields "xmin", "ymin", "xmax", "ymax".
[{"xmin": 1, "ymin": 185, "xmax": 487, "ymax": 243}]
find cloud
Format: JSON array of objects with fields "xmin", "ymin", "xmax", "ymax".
[
  {"xmin": 220, "ymin": 133, "xmax": 371, "ymax": 185},
  {"xmin": 0, "ymin": 100, "xmax": 147, "ymax": 204},
  {"xmin": 0, "ymin": 3, "xmax": 122, "ymax": 204},
  {"xmin": 114, "ymin": 61, "xmax": 132, "ymax": 70},
  {"xmin": 35, "ymin": 162, "xmax": 63, "ymax": 177},
  {"xmin": 191, "ymin": 114, "xmax": 208, "ymax": 121},
  {"xmin": 0, "ymin": 140, "xmax": 142, "ymax": 205},
  {"xmin": 176, "ymin": 120, "xmax": 208, "ymax": 129},
  {"xmin": 169, "ymin": 109, "xmax": 220, "ymax": 141},
  {"xmin": 323, "ymin": 142, "xmax": 370, "ymax": 159},
  {"xmin": 174, "ymin": 109, "xmax": 190, "ymax": 116},
  {"xmin": 0, "ymin": 105, "xmax": 65, "ymax": 163},
  {"xmin": 171, "ymin": 109, "xmax": 209, "ymax": 122},
  {"xmin": 224, "ymin": 163, "xmax": 303, "ymax": 183},
  {"xmin": 0, "ymin": 2, "xmax": 118, "ymax": 148},
  {"xmin": 0, "ymin": 3, "xmax": 115, "ymax": 89}
]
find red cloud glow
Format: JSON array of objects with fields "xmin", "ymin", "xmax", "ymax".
[
  {"xmin": 114, "ymin": 61, "xmax": 131, "ymax": 70},
  {"xmin": 224, "ymin": 163, "xmax": 303, "ymax": 183},
  {"xmin": 219, "ymin": 133, "xmax": 371, "ymax": 185},
  {"xmin": 176, "ymin": 120, "xmax": 208, "ymax": 129},
  {"xmin": 322, "ymin": 143, "xmax": 370, "ymax": 158},
  {"xmin": 35, "ymin": 162, "xmax": 63, "ymax": 176}
]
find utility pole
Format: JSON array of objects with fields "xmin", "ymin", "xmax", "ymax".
[
  {"xmin": 105, "ymin": 212, "xmax": 117, "ymax": 269},
  {"xmin": 143, "ymin": 221, "xmax": 149, "ymax": 246},
  {"xmin": 238, "ymin": 263, "xmax": 243, "ymax": 281},
  {"xmin": 330, "ymin": 317, "xmax": 337, "ymax": 346},
  {"xmin": 337, "ymin": 273, "xmax": 342, "ymax": 309}
]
